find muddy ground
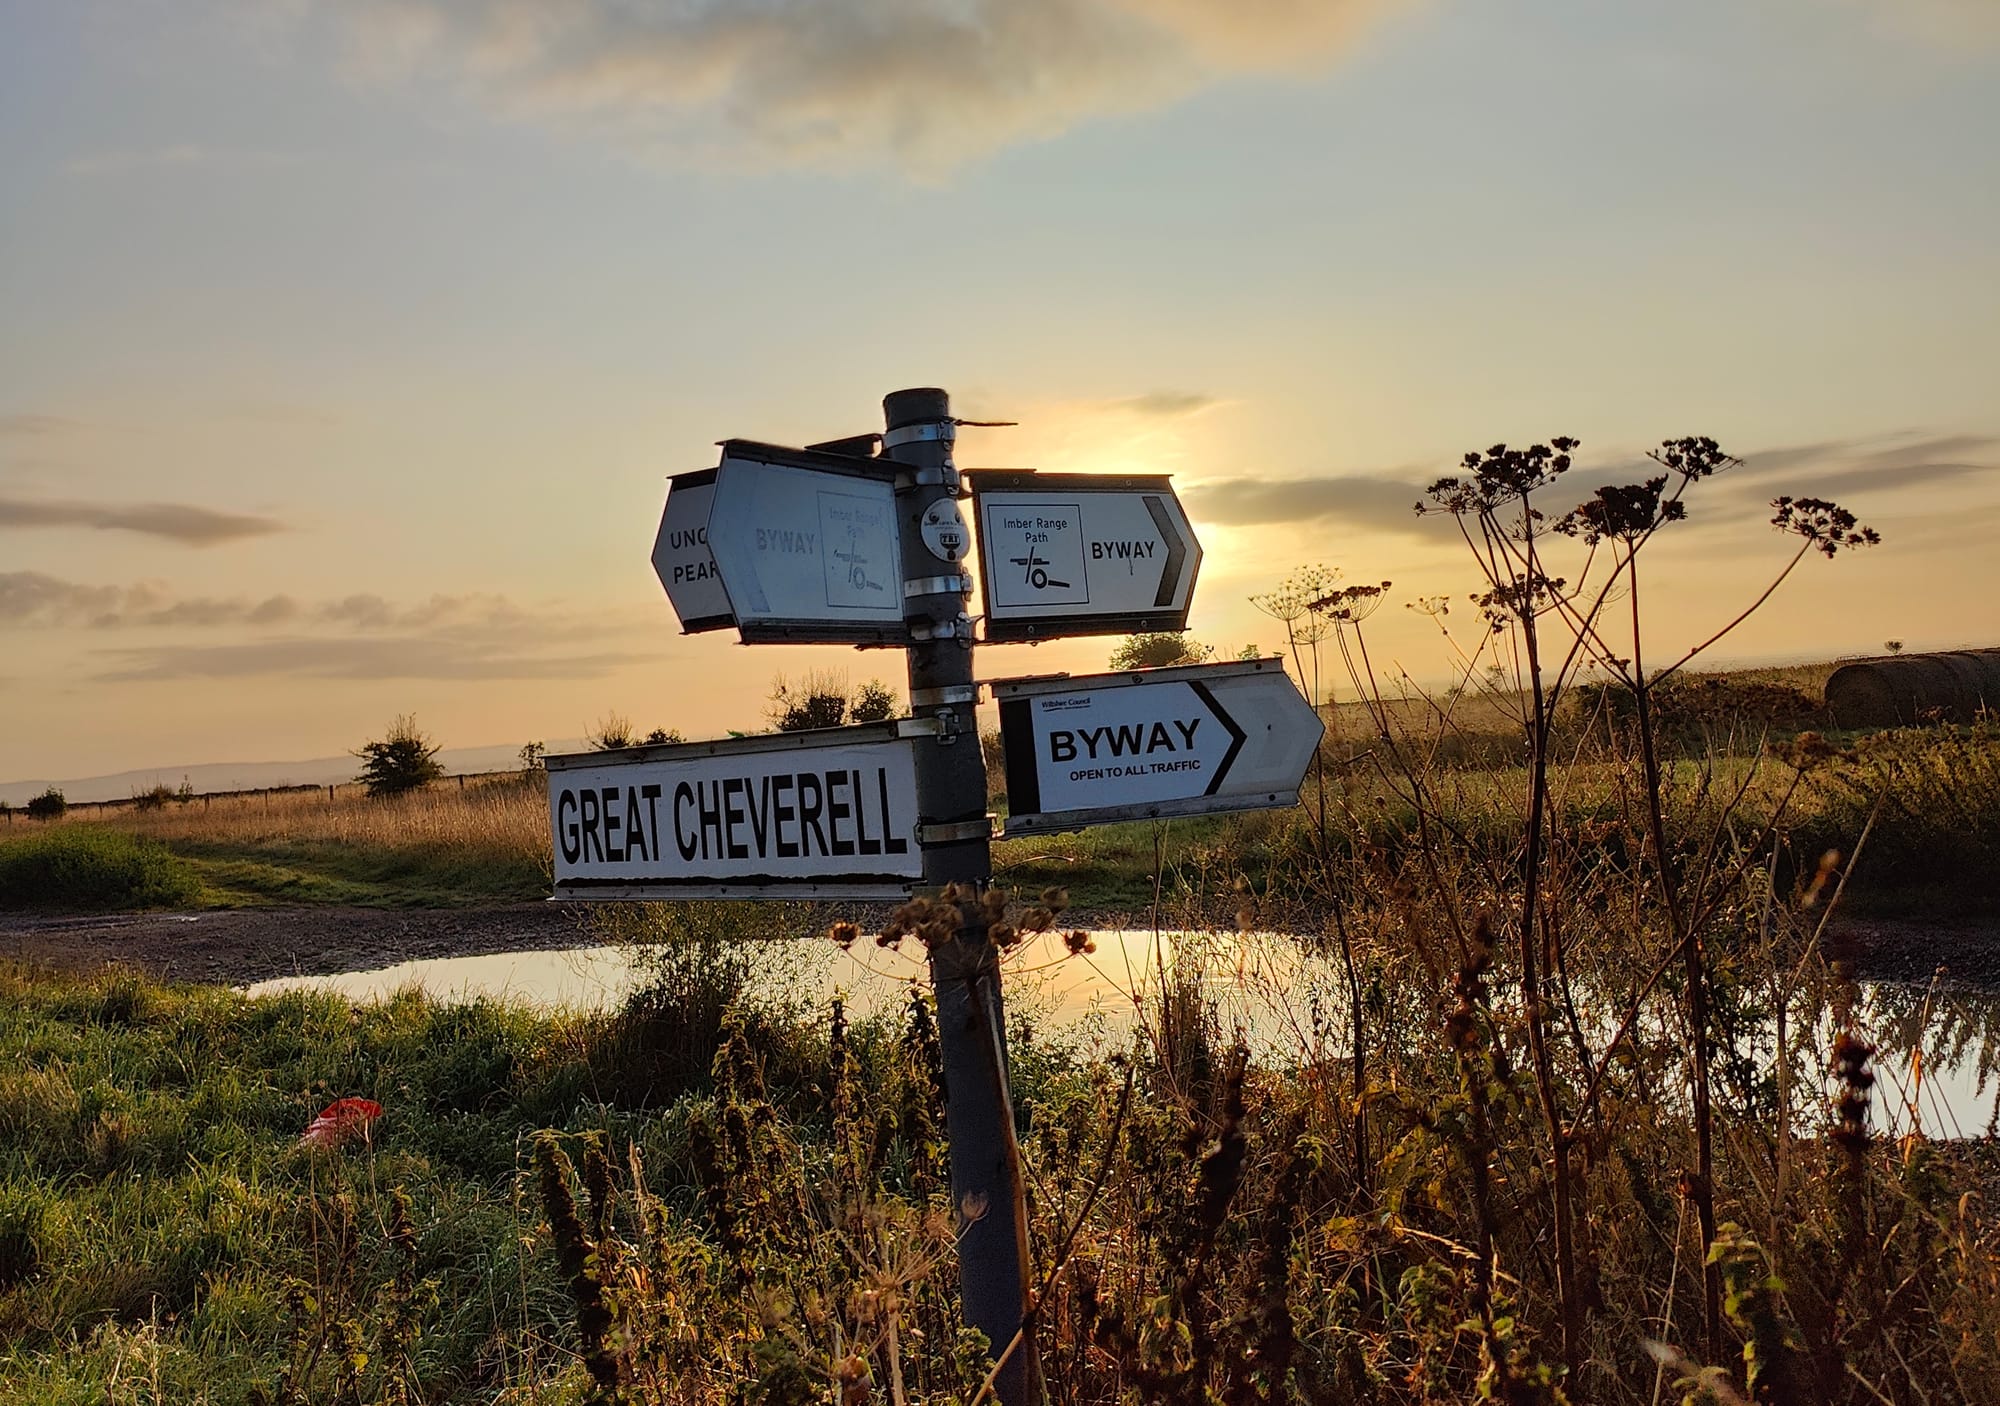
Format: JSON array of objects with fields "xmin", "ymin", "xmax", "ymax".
[{"xmin": 0, "ymin": 903, "xmax": 1995, "ymax": 992}]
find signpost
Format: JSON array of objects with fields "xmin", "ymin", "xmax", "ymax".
[
  {"xmin": 545, "ymin": 723, "xmax": 927, "ymax": 900},
  {"xmin": 992, "ymin": 657, "xmax": 1323, "ymax": 835},
  {"xmin": 707, "ymin": 440, "xmax": 910, "ymax": 643},
  {"xmin": 579, "ymin": 388, "xmax": 1325, "ymax": 1405},
  {"xmin": 650, "ymin": 469, "xmax": 734, "ymax": 634},
  {"xmin": 968, "ymin": 470, "xmax": 1201, "ymax": 641}
]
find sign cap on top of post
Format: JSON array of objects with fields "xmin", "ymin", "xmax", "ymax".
[
  {"xmin": 968, "ymin": 469, "xmax": 1201, "ymax": 642},
  {"xmin": 990, "ymin": 656, "xmax": 1322, "ymax": 835}
]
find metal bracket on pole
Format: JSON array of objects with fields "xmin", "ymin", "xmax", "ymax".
[
  {"xmin": 911, "ymin": 683, "xmax": 979, "ymax": 708},
  {"xmin": 894, "ymin": 464, "xmax": 963, "ymax": 490},
  {"xmin": 882, "ymin": 420, "xmax": 957, "ymax": 450},
  {"xmin": 904, "ymin": 573, "xmax": 974, "ymax": 600},
  {"xmin": 909, "ymin": 614, "xmax": 972, "ymax": 642},
  {"xmin": 918, "ymin": 816, "xmax": 997, "ymax": 846}
]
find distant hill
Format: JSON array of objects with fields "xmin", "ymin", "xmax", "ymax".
[{"xmin": 0, "ymin": 740, "xmax": 589, "ymax": 807}]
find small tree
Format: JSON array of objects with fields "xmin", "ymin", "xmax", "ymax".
[
  {"xmin": 1108, "ymin": 631, "xmax": 1214, "ymax": 671},
  {"xmin": 769, "ymin": 671, "xmax": 852, "ymax": 732},
  {"xmin": 642, "ymin": 727, "xmax": 684, "ymax": 746},
  {"xmin": 589, "ymin": 713, "xmax": 638, "ymax": 751},
  {"xmin": 518, "ymin": 741, "xmax": 547, "ymax": 773},
  {"xmin": 1885, "ymin": 639, "xmax": 1905, "ymax": 654},
  {"xmin": 850, "ymin": 679, "xmax": 898, "ymax": 724},
  {"xmin": 355, "ymin": 716, "xmax": 445, "ymax": 797},
  {"xmin": 25, "ymin": 787, "xmax": 66, "ymax": 821},
  {"xmin": 132, "ymin": 783, "xmax": 175, "ymax": 811}
]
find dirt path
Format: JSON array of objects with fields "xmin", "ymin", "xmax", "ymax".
[
  {"xmin": 0, "ymin": 903, "xmax": 1994, "ymax": 991},
  {"xmin": 0, "ymin": 905, "xmax": 599, "ymax": 987}
]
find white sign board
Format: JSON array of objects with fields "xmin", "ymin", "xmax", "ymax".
[
  {"xmin": 708, "ymin": 443, "xmax": 907, "ymax": 643},
  {"xmin": 992, "ymin": 658, "xmax": 1322, "ymax": 835},
  {"xmin": 650, "ymin": 469, "xmax": 734, "ymax": 634},
  {"xmin": 969, "ymin": 471, "xmax": 1201, "ymax": 641},
  {"xmin": 547, "ymin": 724, "xmax": 926, "ymax": 900}
]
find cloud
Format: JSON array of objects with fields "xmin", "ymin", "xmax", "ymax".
[
  {"xmin": 0, "ymin": 496, "xmax": 286, "ymax": 546},
  {"xmin": 0, "ymin": 573, "xmax": 143, "ymax": 626},
  {"xmin": 0, "ymin": 575, "xmax": 555, "ymax": 634},
  {"xmin": 288, "ymin": 0, "xmax": 1403, "ymax": 171},
  {"xmin": 1186, "ymin": 472, "xmax": 1446, "ymax": 537},
  {"xmin": 1732, "ymin": 432, "xmax": 2000, "ymax": 503},
  {"xmin": 0, "ymin": 415, "xmax": 76, "ymax": 437},
  {"xmin": 93, "ymin": 636, "xmax": 647, "ymax": 683},
  {"xmin": 64, "ymin": 145, "xmax": 302, "ymax": 176},
  {"xmin": 1112, "ymin": 392, "xmax": 1221, "ymax": 419},
  {"xmin": 1184, "ymin": 430, "xmax": 2000, "ymax": 540}
]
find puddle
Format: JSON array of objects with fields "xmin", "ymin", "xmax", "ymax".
[{"xmin": 245, "ymin": 931, "xmax": 2000, "ymax": 1141}]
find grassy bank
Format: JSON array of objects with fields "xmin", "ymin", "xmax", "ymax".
[{"xmin": 0, "ymin": 909, "xmax": 1994, "ymax": 1403}]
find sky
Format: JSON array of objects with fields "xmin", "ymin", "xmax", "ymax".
[{"xmin": 2, "ymin": 0, "xmax": 1997, "ymax": 781}]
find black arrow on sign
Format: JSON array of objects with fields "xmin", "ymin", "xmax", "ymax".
[
  {"xmin": 1188, "ymin": 678, "xmax": 1246, "ymax": 796},
  {"xmin": 1144, "ymin": 494, "xmax": 1188, "ymax": 609}
]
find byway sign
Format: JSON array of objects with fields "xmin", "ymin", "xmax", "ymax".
[
  {"xmin": 547, "ymin": 721, "xmax": 928, "ymax": 900},
  {"xmin": 968, "ymin": 470, "xmax": 1201, "ymax": 641},
  {"xmin": 991, "ymin": 657, "xmax": 1322, "ymax": 835},
  {"xmin": 708, "ymin": 441, "xmax": 909, "ymax": 643},
  {"xmin": 650, "ymin": 469, "xmax": 734, "ymax": 634}
]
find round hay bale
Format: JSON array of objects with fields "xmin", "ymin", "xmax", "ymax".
[{"xmin": 1825, "ymin": 648, "xmax": 2000, "ymax": 727}]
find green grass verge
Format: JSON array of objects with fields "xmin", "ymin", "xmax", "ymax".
[
  {"xmin": 168, "ymin": 838, "xmax": 549, "ymax": 908},
  {"xmin": 0, "ymin": 829, "xmax": 201, "ymax": 911}
]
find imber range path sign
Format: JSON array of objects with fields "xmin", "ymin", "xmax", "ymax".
[
  {"xmin": 708, "ymin": 440, "xmax": 906, "ymax": 644},
  {"xmin": 993, "ymin": 657, "xmax": 1324, "ymax": 835},
  {"xmin": 546, "ymin": 723, "xmax": 925, "ymax": 900},
  {"xmin": 650, "ymin": 469, "xmax": 733, "ymax": 634},
  {"xmin": 969, "ymin": 470, "xmax": 1201, "ymax": 642}
]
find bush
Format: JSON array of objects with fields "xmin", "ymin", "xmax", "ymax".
[
  {"xmin": 24, "ymin": 789, "xmax": 64, "ymax": 822},
  {"xmin": 1108, "ymin": 630, "xmax": 1213, "ymax": 670},
  {"xmin": 0, "ymin": 828, "xmax": 201, "ymax": 909},
  {"xmin": 354, "ymin": 715, "xmax": 446, "ymax": 797},
  {"xmin": 131, "ymin": 784, "xmax": 176, "ymax": 812},
  {"xmin": 850, "ymin": 679, "xmax": 898, "ymax": 724}
]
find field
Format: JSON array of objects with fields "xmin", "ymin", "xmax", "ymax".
[{"xmin": 4, "ymin": 545, "xmax": 2000, "ymax": 1402}]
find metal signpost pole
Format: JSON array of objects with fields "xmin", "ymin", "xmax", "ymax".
[{"xmin": 882, "ymin": 387, "xmax": 1036, "ymax": 1403}]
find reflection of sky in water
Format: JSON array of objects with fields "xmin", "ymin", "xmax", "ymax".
[{"xmin": 245, "ymin": 932, "xmax": 2000, "ymax": 1141}]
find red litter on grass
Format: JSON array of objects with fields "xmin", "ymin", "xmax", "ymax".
[{"xmin": 300, "ymin": 1097, "xmax": 383, "ymax": 1150}]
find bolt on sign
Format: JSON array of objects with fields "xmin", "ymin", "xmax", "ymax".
[{"xmin": 546, "ymin": 722, "xmax": 927, "ymax": 901}]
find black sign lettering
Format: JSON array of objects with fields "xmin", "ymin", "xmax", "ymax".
[
  {"xmin": 798, "ymin": 772, "xmax": 827, "ymax": 856},
  {"xmin": 772, "ymin": 774, "xmax": 799, "ymax": 858},
  {"xmin": 826, "ymin": 770, "xmax": 855, "ymax": 857},
  {"xmin": 673, "ymin": 782, "xmax": 697, "ymax": 861},
  {"xmin": 557, "ymin": 790, "xmax": 580, "ymax": 864}
]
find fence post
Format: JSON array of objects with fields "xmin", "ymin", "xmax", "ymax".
[{"xmin": 884, "ymin": 387, "xmax": 1037, "ymax": 1403}]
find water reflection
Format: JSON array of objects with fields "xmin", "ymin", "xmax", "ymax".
[{"xmin": 244, "ymin": 930, "xmax": 1999, "ymax": 1141}]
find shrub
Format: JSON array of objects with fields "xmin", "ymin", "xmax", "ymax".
[
  {"xmin": 1108, "ymin": 630, "xmax": 1214, "ymax": 670},
  {"xmin": 131, "ymin": 784, "xmax": 176, "ymax": 812},
  {"xmin": 769, "ymin": 670, "xmax": 853, "ymax": 732},
  {"xmin": 588, "ymin": 713, "xmax": 637, "ymax": 750},
  {"xmin": 0, "ymin": 827, "xmax": 201, "ymax": 909},
  {"xmin": 850, "ymin": 679, "xmax": 898, "ymax": 723},
  {"xmin": 24, "ymin": 789, "xmax": 65, "ymax": 822},
  {"xmin": 354, "ymin": 715, "xmax": 446, "ymax": 797}
]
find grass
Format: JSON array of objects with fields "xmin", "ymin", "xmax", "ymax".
[
  {"xmin": 0, "ymin": 829, "xmax": 201, "ymax": 911},
  {"xmin": 0, "ymin": 901, "xmax": 1994, "ymax": 1402},
  {"xmin": 0, "ymin": 779, "xmax": 551, "ymax": 910}
]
